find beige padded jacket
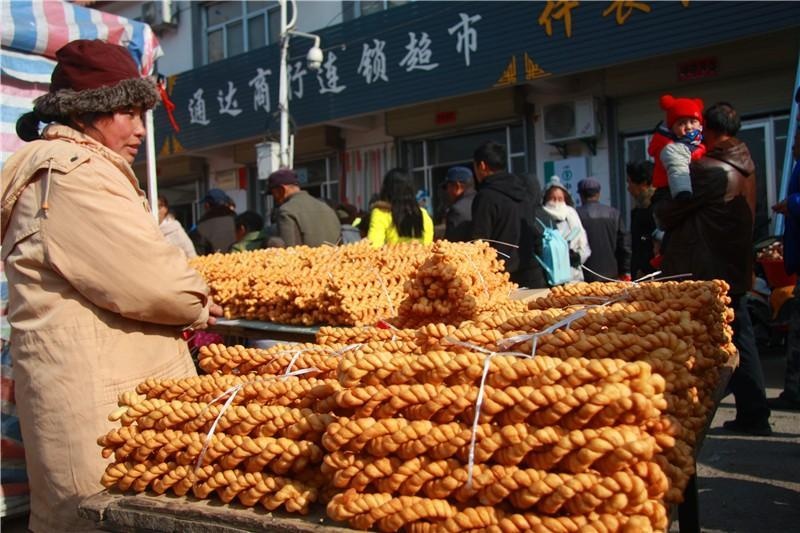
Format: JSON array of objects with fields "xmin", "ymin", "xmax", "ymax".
[{"xmin": 1, "ymin": 125, "xmax": 209, "ymax": 532}]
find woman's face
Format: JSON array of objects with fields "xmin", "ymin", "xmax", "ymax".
[
  {"xmin": 157, "ymin": 200, "xmax": 168, "ymax": 223},
  {"xmin": 85, "ymin": 107, "xmax": 146, "ymax": 164},
  {"xmin": 546, "ymin": 187, "xmax": 566, "ymax": 204}
]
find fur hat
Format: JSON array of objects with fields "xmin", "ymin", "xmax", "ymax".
[
  {"xmin": 33, "ymin": 39, "xmax": 158, "ymax": 118},
  {"xmin": 660, "ymin": 94, "xmax": 704, "ymax": 128}
]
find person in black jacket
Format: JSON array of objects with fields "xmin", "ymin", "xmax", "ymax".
[
  {"xmin": 443, "ymin": 165, "xmax": 476, "ymax": 242},
  {"xmin": 471, "ymin": 141, "xmax": 546, "ymax": 288},
  {"xmin": 626, "ymin": 160, "xmax": 657, "ymax": 279},
  {"xmin": 576, "ymin": 178, "xmax": 631, "ymax": 282}
]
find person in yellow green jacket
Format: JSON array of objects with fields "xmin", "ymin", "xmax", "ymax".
[{"xmin": 367, "ymin": 168, "xmax": 434, "ymax": 246}]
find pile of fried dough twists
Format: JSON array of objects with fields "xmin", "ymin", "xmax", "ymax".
[{"xmin": 100, "ymin": 248, "xmax": 735, "ymax": 532}]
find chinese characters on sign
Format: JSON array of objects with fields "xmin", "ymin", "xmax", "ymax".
[
  {"xmin": 602, "ymin": 1, "xmax": 651, "ymax": 25},
  {"xmin": 180, "ymin": 2, "xmax": 685, "ymax": 129},
  {"xmin": 249, "ymin": 67, "xmax": 272, "ymax": 114},
  {"xmin": 188, "ymin": 88, "xmax": 210, "ymax": 125},
  {"xmin": 447, "ymin": 13, "xmax": 482, "ymax": 67},
  {"xmin": 539, "ymin": 1, "xmax": 661, "ymax": 37},
  {"xmin": 217, "ymin": 81, "xmax": 242, "ymax": 117},
  {"xmin": 357, "ymin": 39, "xmax": 389, "ymax": 83},
  {"xmin": 288, "ymin": 61, "xmax": 308, "ymax": 100},
  {"xmin": 317, "ymin": 51, "xmax": 346, "ymax": 94},
  {"xmin": 538, "ymin": 1, "xmax": 579, "ymax": 38},
  {"xmin": 399, "ymin": 32, "xmax": 439, "ymax": 72}
]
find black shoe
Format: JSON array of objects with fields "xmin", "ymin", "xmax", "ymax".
[
  {"xmin": 722, "ymin": 419, "xmax": 772, "ymax": 436},
  {"xmin": 767, "ymin": 396, "xmax": 800, "ymax": 411}
]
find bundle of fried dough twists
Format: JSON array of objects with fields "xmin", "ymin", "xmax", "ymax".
[
  {"xmin": 189, "ymin": 240, "xmax": 518, "ymax": 326},
  {"xmin": 320, "ymin": 279, "xmax": 735, "ymax": 532},
  {"xmin": 99, "ymin": 279, "xmax": 735, "ymax": 532}
]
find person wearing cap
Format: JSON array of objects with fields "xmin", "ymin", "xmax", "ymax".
[
  {"xmin": 2, "ymin": 39, "xmax": 221, "ymax": 531},
  {"xmin": 443, "ymin": 165, "xmax": 476, "ymax": 242},
  {"xmin": 267, "ymin": 169, "xmax": 341, "ymax": 247},
  {"xmin": 657, "ymin": 102, "xmax": 771, "ymax": 435},
  {"xmin": 190, "ymin": 187, "xmax": 237, "ymax": 254},
  {"xmin": 576, "ymin": 178, "xmax": 631, "ymax": 282},
  {"xmin": 542, "ymin": 176, "xmax": 591, "ymax": 282}
]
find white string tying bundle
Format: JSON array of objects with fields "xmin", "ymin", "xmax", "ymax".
[
  {"xmin": 370, "ymin": 266, "xmax": 397, "ymax": 318},
  {"xmin": 457, "ymin": 251, "xmax": 490, "ymax": 299},
  {"xmin": 471, "ymin": 238, "xmax": 518, "ymax": 260},
  {"xmin": 498, "ymin": 309, "xmax": 589, "ymax": 356},
  {"xmin": 194, "ymin": 367, "xmax": 320, "ymax": 473},
  {"xmin": 441, "ymin": 336, "xmax": 529, "ymax": 487}
]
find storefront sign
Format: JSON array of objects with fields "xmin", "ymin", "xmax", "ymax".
[{"xmin": 154, "ymin": 1, "xmax": 798, "ymax": 155}]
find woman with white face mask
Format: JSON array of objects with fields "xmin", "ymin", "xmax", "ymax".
[{"xmin": 542, "ymin": 176, "xmax": 592, "ymax": 281}]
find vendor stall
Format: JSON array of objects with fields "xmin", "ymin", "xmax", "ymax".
[{"xmin": 76, "ymin": 241, "xmax": 739, "ymax": 533}]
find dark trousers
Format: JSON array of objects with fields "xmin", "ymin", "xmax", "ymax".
[{"xmin": 729, "ymin": 295, "xmax": 771, "ymax": 423}]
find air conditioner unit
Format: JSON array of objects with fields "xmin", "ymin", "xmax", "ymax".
[
  {"xmin": 542, "ymin": 98, "xmax": 599, "ymax": 144},
  {"xmin": 142, "ymin": 1, "xmax": 178, "ymax": 32}
]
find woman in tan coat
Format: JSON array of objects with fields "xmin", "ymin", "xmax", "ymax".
[{"xmin": 1, "ymin": 40, "xmax": 220, "ymax": 532}]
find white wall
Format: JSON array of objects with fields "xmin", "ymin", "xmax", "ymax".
[
  {"xmin": 152, "ymin": 0, "xmax": 195, "ymax": 75},
  {"xmin": 296, "ymin": 0, "xmax": 344, "ymax": 32},
  {"xmin": 102, "ymin": 1, "xmax": 195, "ymax": 75}
]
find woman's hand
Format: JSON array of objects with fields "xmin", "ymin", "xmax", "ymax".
[
  {"xmin": 207, "ymin": 302, "xmax": 223, "ymax": 327},
  {"xmin": 772, "ymin": 200, "xmax": 788, "ymax": 215}
]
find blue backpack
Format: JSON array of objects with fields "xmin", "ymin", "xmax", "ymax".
[{"xmin": 534, "ymin": 218, "xmax": 575, "ymax": 286}]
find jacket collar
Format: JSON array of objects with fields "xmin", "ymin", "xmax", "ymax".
[{"xmin": 41, "ymin": 124, "xmax": 143, "ymax": 191}]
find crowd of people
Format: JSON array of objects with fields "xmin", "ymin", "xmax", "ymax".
[{"xmin": 1, "ymin": 37, "xmax": 798, "ymax": 533}]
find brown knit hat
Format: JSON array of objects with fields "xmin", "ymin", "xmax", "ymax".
[{"xmin": 33, "ymin": 39, "xmax": 159, "ymax": 118}]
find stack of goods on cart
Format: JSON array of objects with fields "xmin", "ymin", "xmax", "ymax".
[
  {"xmin": 189, "ymin": 240, "xmax": 519, "ymax": 326},
  {"xmin": 97, "ymin": 274, "xmax": 736, "ymax": 532},
  {"xmin": 322, "ymin": 280, "xmax": 734, "ymax": 531}
]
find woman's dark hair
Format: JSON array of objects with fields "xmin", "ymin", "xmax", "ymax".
[
  {"xmin": 625, "ymin": 160, "xmax": 654, "ymax": 185},
  {"xmin": 16, "ymin": 109, "xmax": 110, "ymax": 142},
  {"xmin": 157, "ymin": 194, "xmax": 169, "ymax": 209},
  {"xmin": 543, "ymin": 185, "xmax": 575, "ymax": 207},
  {"xmin": 378, "ymin": 168, "xmax": 423, "ymax": 238},
  {"xmin": 16, "ymin": 111, "xmax": 44, "ymax": 142}
]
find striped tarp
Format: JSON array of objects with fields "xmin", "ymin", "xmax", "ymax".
[{"xmin": 0, "ymin": 0, "xmax": 163, "ymax": 165}]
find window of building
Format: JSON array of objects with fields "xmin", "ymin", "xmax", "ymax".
[
  {"xmin": 404, "ymin": 123, "xmax": 526, "ymax": 224},
  {"xmin": 342, "ymin": 0, "xmax": 409, "ymax": 22},
  {"xmin": 204, "ymin": 1, "xmax": 281, "ymax": 64},
  {"xmin": 296, "ymin": 156, "xmax": 340, "ymax": 202}
]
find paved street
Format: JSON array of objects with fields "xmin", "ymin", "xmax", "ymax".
[{"xmin": 675, "ymin": 351, "xmax": 800, "ymax": 532}]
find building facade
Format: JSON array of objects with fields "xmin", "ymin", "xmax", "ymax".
[{"xmin": 104, "ymin": 1, "xmax": 799, "ymax": 241}]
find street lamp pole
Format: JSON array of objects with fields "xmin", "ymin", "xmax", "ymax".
[
  {"xmin": 277, "ymin": 0, "xmax": 322, "ymax": 170},
  {"xmin": 278, "ymin": 0, "xmax": 290, "ymax": 169}
]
